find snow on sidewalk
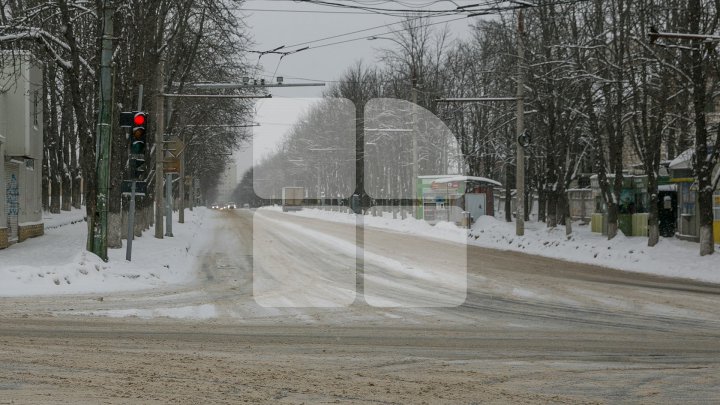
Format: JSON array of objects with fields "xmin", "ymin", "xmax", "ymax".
[
  {"xmin": 0, "ymin": 208, "xmax": 211, "ymax": 297},
  {"xmin": 266, "ymin": 207, "xmax": 720, "ymax": 285}
]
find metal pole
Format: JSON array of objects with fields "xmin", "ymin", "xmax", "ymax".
[
  {"xmin": 179, "ymin": 134, "xmax": 185, "ymax": 224},
  {"xmin": 515, "ymin": 10, "xmax": 526, "ymax": 237},
  {"xmin": 126, "ymin": 85, "xmax": 143, "ymax": 261},
  {"xmin": 165, "ymin": 173, "xmax": 173, "ymax": 237},
  {"xmin": 92, "ymin": 0, "xmax": 114, "ymax": 261},
  {"xmin": 154, "ymin": 58, "xmax": 165, "ymax": 238},
  {"xmin": 126, "ymin": 180, "xmax": 136, "ymax": 261}
]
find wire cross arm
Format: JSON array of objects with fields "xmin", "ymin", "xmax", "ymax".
[
  {"xmin": 161, "ymin": 94, "xmax": 272, "ymax": 99},
  {"xmin": 435, "ymin": 97, "xmax": 520, "ymax": 102}
]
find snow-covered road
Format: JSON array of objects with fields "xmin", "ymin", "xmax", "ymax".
[{"xmin": 1, "ymin": 208, "xmax": 720, "ymax": 403}]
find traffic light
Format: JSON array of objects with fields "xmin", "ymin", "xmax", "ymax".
[
  {"xmin": 130, "ymin": 112, "xmax": 147, "ymax": 155},
  {"xmin": 126, "ymin": 111, "xmax": 147, "ymax": 180},
  {"xmin": 130, "ymin": 158, "xmax": 146, "ymax": 180}
]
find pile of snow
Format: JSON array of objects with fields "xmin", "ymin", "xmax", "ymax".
[
  {"xmin": 469, "ymin": 216, "xmax": 720, "ymax": 284},
  {"xmin": 271, "ymin": 207, "xmax": 720, "ymax": 285},
  {"xmin": 0, "ymin": 208, "xmax": 211, "ymax": 297}
]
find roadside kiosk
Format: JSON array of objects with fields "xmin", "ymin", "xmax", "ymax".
[
  {"xmin": 418, "ymin": 175, "xmax": 501, "ymax": 225},
  {"xmin": 590, "ymin": 174, "xmax": 650, "ymax": 236}
]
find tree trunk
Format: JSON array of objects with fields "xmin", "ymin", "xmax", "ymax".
[
  {"xmin": 647, "ymin": 175, "xmax": 659, "ymax": 247},
  {"xmin": 563, "ymin": 192, "xmax": 572, "ymax": 235},
  {"xmin": 42, "ymin": 151, "xmax": 49, "ymax": 211},
  {"xmin": 107, "ymin": 212, "xmax": 122, "ymax": 249},
  {"xmin": 60, "ymin": 81, "xmax": 73, "ymax": 212},
  {"xmin": 121, "ymin": 205, "xmax": 128, "ymax": 240},
  {"xmin": 58, "ymin": 0, "xmax": 96, "ymax": 252},
  {"xmin": 547, "ymin": 190, "xmax": 557, "ymax": 228},
  {"xmin": 47, "ymin": 71, "xmax": 61, "ymax": 215},
  {"xmin": 50, "ymin": 174, "xmax": 61, "ymax": 214},
  {"xmin": 687, "ymin": 0, "xmax": 716, "ymax": 256},
  {"xmin": 72, "ymin": 173, "xmax": 82, "ymax": 209},
  {"xmin": 607, "ymin": 203, "xmax": 619, "ymax": 239},
  {"xmin": 61, "ymin": 175, "xmax": 72, "ymax": 211},
  {"xmin": 524, "ymin": 189, "xmax": 531, "ymax": 222}
]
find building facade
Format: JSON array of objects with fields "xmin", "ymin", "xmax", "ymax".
[{"xmin": 0, "ymin": 52, "xmax": 44, "ymax": 249}]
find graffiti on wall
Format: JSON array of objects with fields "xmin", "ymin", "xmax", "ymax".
[{"xmin": 6, "ymin": 173, "xmax": 19, "ymax": 217}]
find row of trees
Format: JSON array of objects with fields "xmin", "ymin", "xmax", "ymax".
[
  {"xmin": 1, "ymin": 0, "xmax": 254, "ymax": 251},
  {"xmin": 297, "ymin": 0, "xmax": 718, "ymax": 255}
]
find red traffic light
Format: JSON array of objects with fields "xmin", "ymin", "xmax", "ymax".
[{"xmin": 133, "ymin": 113, "xmax": 146, "ymax": 126}]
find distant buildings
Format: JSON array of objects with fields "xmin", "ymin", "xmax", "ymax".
[{"xmin": 0, "ymin": 52, "xmax": 44, "ymax": 249}]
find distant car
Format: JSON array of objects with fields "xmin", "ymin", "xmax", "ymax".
[
  {"xmin": 243, "ymin": 203, "xmax": 250, "ymax": 209},
  {"xmin": 211, "ymin": 203, "xmax": 220, "ymax": 209},
  {"xmin": 227, "ymin": 202, "xmax": 237, "ymax": 209}
]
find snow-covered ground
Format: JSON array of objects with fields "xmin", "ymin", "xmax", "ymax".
[
  {"xmin": 269, "ymin": 206, "xmax": 720, "ymax": 285},
  {"xmin": 0, "ymin": 208, "xmax": 211, "ymax": 297},
  {"xmin": 2, "ymin": 204, "xmax": 718, "ymax": 301}
]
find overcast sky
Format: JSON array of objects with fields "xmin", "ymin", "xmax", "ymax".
[{"xmin": 233, "ymin": 0, "xmax": 489, "ymax": 179}]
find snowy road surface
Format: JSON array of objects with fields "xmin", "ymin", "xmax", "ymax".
[{"xmin": 1, "ymin": 208, "xmax": 719, "ymax": 403}]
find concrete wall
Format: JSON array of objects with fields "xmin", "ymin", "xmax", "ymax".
[
  {"xmin": 0, "ymin": 52, "xmax": 43, "ymax": 160},
  {"xmin": 17, "ymin": 157, "xmax": 41, "ymax": 224},
  {"xmin": 0, "ymin": 136, "xmax": 6, "ymax": 249}
]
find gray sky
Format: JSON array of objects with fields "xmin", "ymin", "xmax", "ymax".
[
  {"xmin": 233, "ymin": 1, "xmax": 488, "ymax": 180},
  {"xmin": 240, "ymin": 0, "xmax": 482, "ymax": 97}
]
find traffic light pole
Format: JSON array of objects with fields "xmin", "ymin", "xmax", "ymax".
[
  {"xmin": 126, "ymin": 179, "xmax": 136, "ymax": 260},
  {"xmin": 126, "ymin": 85, "xmax": 143, "ymax": 261}
]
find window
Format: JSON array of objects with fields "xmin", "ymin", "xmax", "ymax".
[{"xmin": 25, "ymin": 158, "xmax": 34, "ymax": 170}]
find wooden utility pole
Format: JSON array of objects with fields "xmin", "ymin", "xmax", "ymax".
[
  {"xmin": 154, "ymin": 58, "xmax": 165, "ymax": 239},
  {"xmin": 515, "ymin": 10, "xmax": 526, "ymax": 237}
]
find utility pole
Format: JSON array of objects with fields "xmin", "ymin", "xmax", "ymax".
[
  {"xmin": 411, "ymin": 67, "xmax": 419, "ymax": 218},
  {"xmin": 93, "ymin": 0, "xmax": 114, "ymax": 261},
  {"xmin": 179, "ymin": 133, "xmax": 185, "ymax": 224},
  {"xmin": 515, "ymin": 10, "xmax": 526, "ymax": 237},
  {"xmin": 154, "ymin": 58, "xmax": 165, "ymax": 239}
]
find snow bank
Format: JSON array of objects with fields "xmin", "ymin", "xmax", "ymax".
[
  {"xmin": 469, "ymin": 216, "xmax": 720, "ymax": 284},
  {"xmin": 0, "ymin": 208, "xmax": 210, "ymax": 297},
  {"xmin": 272, "ymin": 207, "xmax": 720, "ymax": 285}
]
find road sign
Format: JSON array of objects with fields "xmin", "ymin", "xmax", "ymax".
[
  {"xmin": 164, "ymin": 135, "xmax": 185, "ymax": 158},
  {"xmin": 164, "ymin": 159, "xmax": 181, "ymax": 173},
  {"xmin": 121, "ymin": 180, "xmax": 147, "ymax": 196}
]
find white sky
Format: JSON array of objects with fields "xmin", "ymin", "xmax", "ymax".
[{"xmin": 235, "ymin": 98, "xmax": 318, "ymax": 178}]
